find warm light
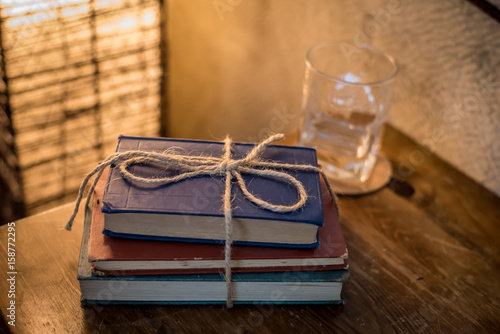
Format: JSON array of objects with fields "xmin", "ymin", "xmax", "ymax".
[
  {"xmin": 62, "ymin": 3, "xmax": 89, "ymax": 17},
  {"xmin": 2, "ymin": 0, "xmax": 88, "ymax": 27},
  {"xmin": 95, "ymin": 0, "xmax": 122, "ymax": 8},
  {"xmin": 142, "ymin": 9, "xmax": 156, "ymax": 25},
  {"xmin": 2, "ymin": 0, "xmax": 144, "ymax": 33},
  {"xmin": 1, "ymin": 0, "xmax": 162, "ymax": 215}
]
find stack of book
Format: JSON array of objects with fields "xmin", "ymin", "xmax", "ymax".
[{"xmin": 77, "ymin": 136, "xmax": 349, "ymax": 305}]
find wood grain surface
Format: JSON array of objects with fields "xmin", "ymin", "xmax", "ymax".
[{"xmin": 1, "ymin": 125, "xmax": 499, "ymax": 333}]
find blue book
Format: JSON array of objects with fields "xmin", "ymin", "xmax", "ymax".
[
  {"xmin": 78, "ymin": 201, "xmax": 348, "ymax": 305},
  {"xmin": 101, "ymin": 136, "xmax": 324, "ymax": 248}
]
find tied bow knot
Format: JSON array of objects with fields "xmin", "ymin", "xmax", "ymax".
[
  {"xmin": 107, "ymin": 133, "xmax": 311, "ymax": 214},
  {"xmin": 65, "ymin": 133, "xmax": 338, "ymax": 308}
]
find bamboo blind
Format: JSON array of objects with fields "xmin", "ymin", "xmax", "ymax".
[
  {"xmin": 0, "ymin": 25, "xmax": 25, "ymax": 224},
  {"xmin": 0, "ymin": 0, "xmax": 164, "ymax": 217}
]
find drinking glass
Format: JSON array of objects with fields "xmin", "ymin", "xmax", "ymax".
[{"xmin": 298, "ymin": 41, "xmax": 398, "ymax": 183}]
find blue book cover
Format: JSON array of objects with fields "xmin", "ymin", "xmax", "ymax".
[
  {"xmin": 78, "ymin": 202, "xmax": 348, "ymax": 305},
  {"xmin": 101, "ymin": 136, "xmax": 325, "ymax": 247}
]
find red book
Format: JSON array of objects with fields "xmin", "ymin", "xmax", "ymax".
[{"xmin": 88, "ymin": 169, "xmax": 348, "ymax": 276}]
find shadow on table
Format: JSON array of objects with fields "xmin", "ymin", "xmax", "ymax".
[{"xmin": 81, "ymin": 303, "xmax": 345, "ymax": 333}]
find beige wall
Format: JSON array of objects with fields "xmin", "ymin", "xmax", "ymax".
[{"xmin": 167, "ymin": 0, "xmax": 500, "ymax": 195}]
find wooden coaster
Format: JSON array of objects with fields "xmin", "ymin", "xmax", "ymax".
[{"xmin": 328, "ymin": 155, "xmax": 392, "ymax": 196}]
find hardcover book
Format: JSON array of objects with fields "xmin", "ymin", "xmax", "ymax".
[
  {"xmin": 89, "ymin": 169, "xmax": 348, "ymax": 276},
  {"xmin": 102, "ymin": 136, "xmax": 324, "ymax": 247},
  {"xmin": 78, "ymin": 196, "xmax": 349, "ymax": 305}
]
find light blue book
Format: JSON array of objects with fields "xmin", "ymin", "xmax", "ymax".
[{"xmin": 78, "ymin": 197, "xmax": 349, "ymax": 305}]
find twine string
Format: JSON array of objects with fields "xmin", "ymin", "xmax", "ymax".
[{"xmin": 65, "ymin": 133, "xmax": 339, "ymax": 307}]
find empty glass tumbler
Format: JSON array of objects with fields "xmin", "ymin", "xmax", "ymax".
[{"xmin": 298, "ymin": 41, "xmax": 398, "ymax": 183}]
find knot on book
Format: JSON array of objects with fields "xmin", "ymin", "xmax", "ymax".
[
  {"xmin": 116, "ymin": 134, "xmax": 310, "ymax": 213},
  {"xmin": 65, "ymin": 133, "xmax": 338, "ymax": 308}
]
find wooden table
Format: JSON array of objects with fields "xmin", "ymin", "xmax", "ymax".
[{"xmin": 1, "ymin": 126, "xmax": 500, "ymax": 333}]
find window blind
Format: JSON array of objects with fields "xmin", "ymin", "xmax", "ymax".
[
  {"xmin": 0, "ymin": 26, "xmax": 25, "ymax": 224},
  {"xmin": 0, "ymin": 0, "xmax": 164, "ymax": 216}
]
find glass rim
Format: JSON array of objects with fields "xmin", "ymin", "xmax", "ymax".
[{"xmin": 305, "ymin": 40, "xmax": 399, "ymax": 86}]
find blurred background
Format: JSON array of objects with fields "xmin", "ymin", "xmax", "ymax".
[{"xmin": 0, "ymin": 0, "xmax": 499, "ymax": 224}]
